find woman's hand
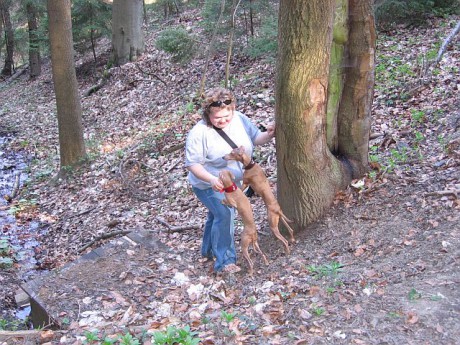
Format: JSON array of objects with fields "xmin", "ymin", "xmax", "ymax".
[
  {"xmin": 254, "ymin": 121, "xmax": 276, "ymax": 145},
  {"xmin": 266, "ymin": 122, "xmax": 276, "ymax": 138},
  {"xmin": 210, "ymin": 176, "xmax": 223, "ymax": 191}
]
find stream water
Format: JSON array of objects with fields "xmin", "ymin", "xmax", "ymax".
[{"xmin": 0, "ymin": 134, "xmax": 43, "ymax": 324}]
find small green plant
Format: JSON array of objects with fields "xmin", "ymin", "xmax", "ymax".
[
  {"xmin": 410, "ymin": 109, "xmax": 425, "ymax": 124},
  {"xmin": 0, "ymin": 318, "xmax": 23, "ymax": 331},
  {"xmin": 151, "ymin": 325, "xmax": 200, "ymax": 345},
  {"xmin": 221, "ymin": 310, "xmax": 237, "ymax": 323},
  {"xmin": 311, "ymin": 306, "xmax": 325, "ymax": 316},
  {"xmin": 83, "ymin": 330, "xmax": 100, "ymax": 344},
  {"xmin": 101, "ymin": 337, "xmax": 117, "ymax": 345},
  {"xmin": 0, "ymin": 257, "xmax": 14, "ymax": 269},
  {"xmin": 119, "ymin": 332, "xmax": 140, "ymax": 345},
  {"xmin": 308, "ymin": 261, "xmax": 344, "ymax": 279},
  {"xmin": 414, "ymin": 131, "xmax": 424, "ymax": 143},
  {"xmin": 0, "ymin": 319, "xmax": 7, "ymax": 330},
  {"xmin": 408, "ymin": 288, "xmax": 422, "ymax": 301},
  {"xmin": 115, "ymin": 149, "xmax": 125, "ymax": 159},
  {"xmin": 369, "ymin": 154, "xmax": 379, "ymax": 163},
  {"xmin": 7, "ymin": 199, "xmax": 37, "ymax": 217},
  {"xmin": 368, "ymin": 170, "xmax": 377, "ymax": 180},
  {"xmin": 326, "ymin": 287, "xmax": 336, "ymax": 294},
  {"xmin": 185, "ymin": 102, "xmax": 195, "ymax": 113},
  {"xmin": 0, "ymin": 237, "xmax": 19, "ymax": 269},
  {"xmin": 387, "ymin": 311, "xmax": 401, "ymax": 318}
]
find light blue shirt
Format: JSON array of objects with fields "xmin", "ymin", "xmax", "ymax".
[{"xmin": 185, "ymin": 111, "xmax": 260, "ymax": 189}]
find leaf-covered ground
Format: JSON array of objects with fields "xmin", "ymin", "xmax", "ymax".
[{"xmin": 0, "ymin": 10, "xmax": 459, "ymax": 345}]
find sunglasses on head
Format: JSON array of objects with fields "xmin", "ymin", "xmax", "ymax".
[{"xmin": 209, "ymin": 99, "xmax": 232, "ymax": 108}]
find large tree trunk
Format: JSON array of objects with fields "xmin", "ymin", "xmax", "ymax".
[
  {"xmin": 27, "ymin": 2, "xmax": 41, "ymax": 78},
  {"xmin": 47, "ymin": 0, "xmax": 86, "ymax": 169},
  {"xmin": 276, "ymin": 0, "xmax": 375, "ymax": 228},
  {"xmin": 0, "ymin": 0, "xmax": 14, "ymax": 77},
  {"xmin": 111, "ymin": 0, "xmax": 144, "ymax": 66}
]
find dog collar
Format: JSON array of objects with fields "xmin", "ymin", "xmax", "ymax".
[
  {"xmin": 244, "ymin": 160, "xmax": 256, "ymax": 170},
  {"xmin": 223, "ymin": 183, "xmax": 238, "ymax": 193}
]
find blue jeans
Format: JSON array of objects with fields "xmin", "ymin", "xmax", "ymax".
[{"xmin": 192, "ymin": 187, "xmax": 236, "ymax": 272}]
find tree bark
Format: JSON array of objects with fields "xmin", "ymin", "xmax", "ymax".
[
  {"xmin": 276, "ymin": 0, "xmax": 375, "ymax": 228},
  {"xmin": 0, "ymin": 0, "xmax": 14, "ymax": 77},
  {"xmin": 27, "ymin": 2, "xmax": 41, "ymax": 78},
  {"xmin": 47, "ymin": 0, "xmax": 86, "ymax": 169},
  {"xmin": 337, "ymin": 0, "xmax": 375, "ymax": 177},
  {"xmin": 111, "ymin": 0, "xmax": 144, "ymax": 66}
]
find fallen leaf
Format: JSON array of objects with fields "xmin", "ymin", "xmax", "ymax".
[
  {"xmin": 354, "ymin": 247, "xmax": 366, "ymax": 256},
  {"xmin": 406, "ymin": 312, "xmax": 419, "ymax": 324}
]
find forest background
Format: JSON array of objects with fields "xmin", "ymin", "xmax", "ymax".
[{"xmin": 0, "ymin": 0, "xmax": 459, "ymax": 344}]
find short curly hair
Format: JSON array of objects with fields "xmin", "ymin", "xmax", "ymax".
[{"xmin": 201, "ymin": 87, "xmax": 236, "ymax": 126}]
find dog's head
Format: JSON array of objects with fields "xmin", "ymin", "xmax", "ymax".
[{"xmin": 222, "ymin": 146, "xmax": 246, "ymax": 162}]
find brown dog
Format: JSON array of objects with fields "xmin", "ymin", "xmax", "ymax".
[
  {"xmin": 219, "ymin": 169, "xmax": 269, "ymax": 275},
  {"xmin": 224, "ymin": 146, "xmax": 295, "ymax": 254}
]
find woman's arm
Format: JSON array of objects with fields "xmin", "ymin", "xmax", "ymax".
[
  {"xmin": 254, "ymin": 122, "xmax": 275, "ymax": 145},
  {"xmin": 187, "ymin": 164, "xmax": 223, "ymax": 191}
]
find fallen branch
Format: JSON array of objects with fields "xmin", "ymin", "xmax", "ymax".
[
  {"xmin": 161, "ymin": 142, "xmax": 185, "ymax": 155},
  {"xmin": 424, "ymin": 189, "xmax": 459, "ymax": 198},
  {"xmin": 83, "ymin": 79, "xmax": 107, "ymax": 97},
  {"xmin": 155, "ymin": 217, "xmax": 201, "ymax": 232},
  {"xmin": 4, "ymin": 172, "xmax": 20, "ymax": 203},
  {"xmin": 433, "ymin": 20, "xmax": 460, "ymax": 68},
  {"xmin": 406, "ymin": 20, "xmax": 460, "ymax": 97},
  {"xmin": 68, "ymin": 206, "xmax": 98, "ymax": 219},
  {"xmin": 6, "ymin": 64, "xmax": 29, "ymax": 84},
  {"xmin": 164, "ymin": 157, "xmax": 182, "ymax": 174},
  {"xmin": 78, "ymin": 230, "xmax": 131, "ymax": 253},
  {"xmin": 136, "ymin": 64, "xmax": 167, "ymax": 85},
  {"xmin": 0, "ymin": 329, "xmax": 40, "ymax": 340}
]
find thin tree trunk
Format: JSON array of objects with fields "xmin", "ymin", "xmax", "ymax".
[
  {"xmin": 0, "ymin": 0, "xmax": 14, "ymax": 77},
  {"xmin": 225, "ymin": 0, "xmax": 241, "ymax": 88},
  {"xmin": 47, "ymin": 0, "xmax": 86, "ymax": 169},
  {"xmin": 249, "ymin": 0, "xmax": 254, "ymax": 36},
  {"xmin": 198, "ymin": 0, "xmax": 226, "ymax": 97},
  {"xmin": 27, "ymin": 2, "xmax": 41, "ymax": 78}
]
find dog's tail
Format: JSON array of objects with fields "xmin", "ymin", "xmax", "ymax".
[{"xmin": 279, "ymin": 211, "xmax": 296, "ymax": 243}]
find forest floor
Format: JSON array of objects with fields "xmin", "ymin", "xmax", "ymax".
[{"xmin": 0, "ymin": 9, "xmax": 459, "ymax": 345}]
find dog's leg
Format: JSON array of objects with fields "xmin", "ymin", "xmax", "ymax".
[
  {"xmin": 240, "ymin": 234, "xmax": 254, "ymax": 275},
  {"xmin": 222, "ymin": 196, "xmax": 237, "ymax": 209},
  {"xmin": 267, "ymin": 210, "xmax": 291, "ymax": 254},
  {"xmin": 253, "ymin": 240, "xmax": 269, "ymax": 265},
  {"xmin": 279, "ymin": 212, "xmax": 296, "ymax": 243}
]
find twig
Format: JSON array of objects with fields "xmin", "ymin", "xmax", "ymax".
[
  {"xmin": 155, "ymin": 217, "xmax": 201, "ymax": 232},
  {"xmin": 161, "ymin": 142, "xmax": 185, "ymax": 155},
  {"xmin": 136, "ymin": 64, "xmax": 167, "ymax": 85},
  {"xmin": 78, "ymin": 230, "xmax": 131, "ymax": 253},
  {"xmin": 164, "ymin": 157, "xmax": 182, "ymax": 174},
  {"xmin": 68, "ymin": 206, "xmax": 98, "ymax": 219},
  {"xmin": 424, "ymin": 189, "xmax": 459, "ymax": 198},
  {"xmin": 4, "ymin": 172, "xmax": 21, "ymax": 202},
  {"xmin": 433, "ymin": 20, "xmax": 460, "ymax": 68}
]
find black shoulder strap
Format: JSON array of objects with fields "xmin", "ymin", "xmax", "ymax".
[{"xmin": 213, "ymin": 126, "xmax": 238, "ymax": 149}]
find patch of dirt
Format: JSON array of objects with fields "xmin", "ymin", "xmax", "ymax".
[{"xmin": 0, "ymin": 9, "xmax": 459, "ymax": 345}]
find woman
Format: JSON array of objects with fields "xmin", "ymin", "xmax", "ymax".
[{"xmin": 185, "ymin": 87, "xmax": 275, "ymax": 273}]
